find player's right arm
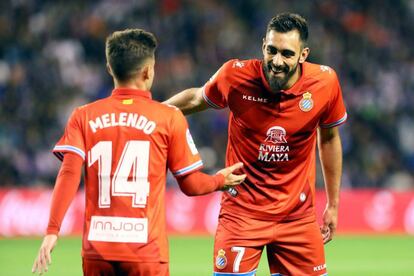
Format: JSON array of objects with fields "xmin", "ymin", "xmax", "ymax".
[
  {"xmin": 32, "ymin": 152, "xmax": 83, "ymax": 275},
  {"xmin": 164, "ymin": 87, "xmax": 209, "ymax": 115},
  {"xmin": 176, "ymin": 162, "xmax": 246, "ymax": 196},
  {"xmin": 164, "ymin": 60, "xmax": 234, "ymax": 114},
  {"xmin": 167, "ymin": 105, "xmax": 245, "ymax": 195}
]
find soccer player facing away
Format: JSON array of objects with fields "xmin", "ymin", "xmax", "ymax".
[
  {"xmin": 32, "ymin": 29, "xmax": 246, "ymax": 276},
  {"xmin": 165, "ymin": 13, "xmax": 347, "ymax": 275}
]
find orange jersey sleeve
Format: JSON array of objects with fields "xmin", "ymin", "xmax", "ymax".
[
  {"xmin": 167, "ymin": 109, "xmax": 203, "ymax": 176},
  {"xmin": 177, "ymin": 171, "xmax": 225, "ymax": 196},
  {"xmin": 319, "ymin": 69, "xmax": 347, "ymax": 128},
  {"xmin": 202, "ymin": 60, "xmax": 238, "ymax": 109},
  {"xmin": 53, "ymin": 108, "xmax": 86, "ymax": 161},
  {"xmin": 47, "ymin": 152, "xmax": 83, "ymax": 235}
]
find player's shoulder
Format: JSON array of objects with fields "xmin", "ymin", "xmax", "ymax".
[
  {"xmin": 219, "ymin": 58, "xmax": 261, "ymax": 80},
  {"xmin": 146, "ymin": 100, "xmax": 186, "ymax": 124},
  {"xmin": 73, "ymin": 97, "xmax": 108, "ymax": 114},
  {"xmin": 303, "ymin": 61, "xmax": 339, "ymax": 84},
  {"xmin": 154, "ymin": 100, "xmax": 182, "ymax": 115},
  {"xmin": 222, "ymin": 58, "xmax": 259, "ymax": 71}
]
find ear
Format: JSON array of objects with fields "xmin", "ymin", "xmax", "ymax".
[
  {"xmin": 141, "ymin": 64, "xmax": 150, "ymax": 81},
  {"xmin": 262, "ymin": 37, "xmax": 266, "ymax": 52},
  {"xmin": 106, "ymin": 63, "xmax": 113, "ymax": 76},
  {"xmin": 299, "ymin": 47, "xmax": 310, "ymax": 64}
]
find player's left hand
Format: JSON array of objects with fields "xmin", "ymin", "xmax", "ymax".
[
  {"xmin": 32, "ymin": 234, "xmax": 58, "ymax": 275},
  {"xmin": 321, "ymin": 205, "xmax": 338, "ymax": 244}
]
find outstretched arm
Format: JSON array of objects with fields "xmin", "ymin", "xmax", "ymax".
[
  {"xmin": 318, "ymin": 126, "xmax": 343, "ymax": 244},
  {"xmin": 164, "ymin": 87, "xmax": 209, "ymax": 115},
  {"xmin": 32, "ymin": 152, "xmax": 83, "ymax": 275},
  {"xmin": 177, "ymin": 163, "xmax": 246, "ymax": 196}
]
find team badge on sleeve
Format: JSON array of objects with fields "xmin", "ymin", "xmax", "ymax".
[
  {"xmin": 215, "ymin": 249, "xmax": 227, "ymax": 269},
  {"xmin": 299, "ymin": 92, "xmax": 314, "ymax": 112}
]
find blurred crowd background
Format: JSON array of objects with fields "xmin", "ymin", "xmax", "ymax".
[{"xmin": 0, "ymin": 0, "xmax": 413, "ymax": 189}]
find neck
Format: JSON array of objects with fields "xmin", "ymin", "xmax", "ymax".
[
  {"xmin": 284, "ymin": 63, "xmax": 302, "ymax": 90},
  {"xmin": 114, "ymin": 79, "xmax": 148, "ymax": 91}
]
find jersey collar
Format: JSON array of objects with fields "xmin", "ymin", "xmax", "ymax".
[
  {"xmin": 259, "ymin": 61, "xmax": 307, "ymax": 96},
  {"xmin": 111, "ymin": 88, "xmax": 152, "ymax": 99}
]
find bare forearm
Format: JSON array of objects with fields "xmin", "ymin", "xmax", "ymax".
[
  {"xmin": 164, "ymin": 87, "xmax": 208, "ymax": 115},
  {"xmin": 318, "ymin": 128, "xmax": 342, "ymax": 208}
]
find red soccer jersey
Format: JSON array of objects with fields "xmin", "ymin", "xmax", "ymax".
[
  {"xmin": 203, "ymin": 59, "xmax": 347, "ymax": 221},
  {"xmin": 53, "ymin": 88, "xmax": 203, "ymax": 262}
]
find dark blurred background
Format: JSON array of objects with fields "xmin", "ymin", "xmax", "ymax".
[{"xmin": 0, "ymin": 0, "xmax": 413, "ymax": 189}]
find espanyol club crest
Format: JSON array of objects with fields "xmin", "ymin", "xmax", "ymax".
[
  {"xmin": 215, "ymin": 249, "xmax": 227, "ymax": 269},
  {"xmin": 299, "ymin": 91, "xmax": 313, "ymax": 112}
]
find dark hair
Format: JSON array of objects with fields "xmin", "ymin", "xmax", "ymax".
[
  {"xmin": 105, "ymin": 29, "xmax": 158, "ymax": 82},
  {"xmin": 266, "ymin": 13, "xmax": 308, "ymax": 45}
]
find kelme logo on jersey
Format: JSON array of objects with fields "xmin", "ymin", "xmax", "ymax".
[
  {"xmin": 215, "ymin": 249, "xmax": 227, "ymax": 269},
  {"xmin": 299, "ymin": 92, "xmax": 313, "ymax": 112},
  {"xmin": 258, "ymin": 126, "xmax": 290, "ymax": 162}
]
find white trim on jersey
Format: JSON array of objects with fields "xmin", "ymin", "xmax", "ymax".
[
  {"xmin": 53, "ymin": 145, "xmax": 85, "ymax": 160},
  {"xmin": 320, "ymin": 112, "xmax": 348, "ymax": 128},
  {"xmin": 172, "ymin": 160, "xmax": 203, "ymax": 176},
  {"xmin": 202, "ymin": 86, "xmax": 224, "ymax": 109},
  {"xmin": 213, "ymin": 269, "xmax": 257, "ymax": 276}
]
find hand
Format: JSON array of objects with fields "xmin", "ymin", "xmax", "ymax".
[
  {"xmin": 216, "ymin": 162, "xmax": 246, "ymax": 190},
  {"xmin": 32, "ymin": 234, "xmax": 58, "ymax": 275},
  {"xmin": 321, "ymin": 205, "xmax": 338, "ymax": 244}
]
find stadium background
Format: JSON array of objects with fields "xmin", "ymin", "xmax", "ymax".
[{"xmin": 0, "ymin": 0, "xmax": 413, "ymax": 275}]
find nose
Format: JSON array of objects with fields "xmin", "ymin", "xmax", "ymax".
[{"xmin": 272, "ymin": 53, "xmax": 283, "ymax": 67}]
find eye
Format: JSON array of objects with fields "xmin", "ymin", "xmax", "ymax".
[
  {"xmin": 282, "ymin": 50, "xmax": 295, "ymax": 57},
  {"xmin": 266, "ymin": 46, "xmax": 277, "ymax": 55}
]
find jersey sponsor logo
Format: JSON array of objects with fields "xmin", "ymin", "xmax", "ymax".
[
  {"xmin": 258, "ymin": 126, "xmax": 290, "ymax": 162},
  {"xmin": 88, "ymin": 112, "xmax": 156, "ymax": 134},
  {"xmin": 215, "ymin": 249, "xmax": 227, "ymax": 269},
  {"xmin": 242, "ymin": 94, "xmax": 269, "ymax": 103},
  {"xmin": 313, "ymin": 263, "xmax": 327, "ymax": 272},
  {"xmin": 88, "ymin": 216, "xmax": 148, "ymax": 243},
  {"xmin": 186, "ymin": 129, "xmax": 199, "ymax": 155},
  {"xmin": 299, "ymin": 92, "xmax": 314, "ymax": 112}
]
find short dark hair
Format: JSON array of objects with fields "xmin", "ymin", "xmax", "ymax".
[
  {"xmin": 105, "ymin": 29, "xmax": 157, "ymax": 82},
  {"xmin": 266, "ymin": 13, "xmax": 308, "ymax": 45}
]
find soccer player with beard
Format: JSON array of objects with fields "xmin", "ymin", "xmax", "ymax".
[{"xmin": 165, "ymin": 13, "xmax": 347, "ymax": 275}]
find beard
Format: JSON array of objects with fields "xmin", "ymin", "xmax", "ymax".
[{"xmin": 263, "ymin": 61, "xmax": 299, "ymax": 94}]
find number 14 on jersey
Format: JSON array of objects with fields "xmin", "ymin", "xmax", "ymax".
[{"xmin": 88, "ymin": 140, "xmax": 150, "ymax": 208}]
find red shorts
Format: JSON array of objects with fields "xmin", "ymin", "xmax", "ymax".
[
  {"xmin": 82, "ymin": 258, "xmax": 169, "ymax": 276},
  {"xmin": 213, "ymin": 213, "xmax": 327, "ymax": 276}
]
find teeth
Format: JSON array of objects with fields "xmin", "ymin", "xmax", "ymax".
[{"xmin": 271, "ymin": 67, "xmax": 283, "ymax": 73}]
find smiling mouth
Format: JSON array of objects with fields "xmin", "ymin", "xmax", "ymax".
[{"xmin": 270, "ymin": 67, "xmax": 286, "ymax": 76}]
